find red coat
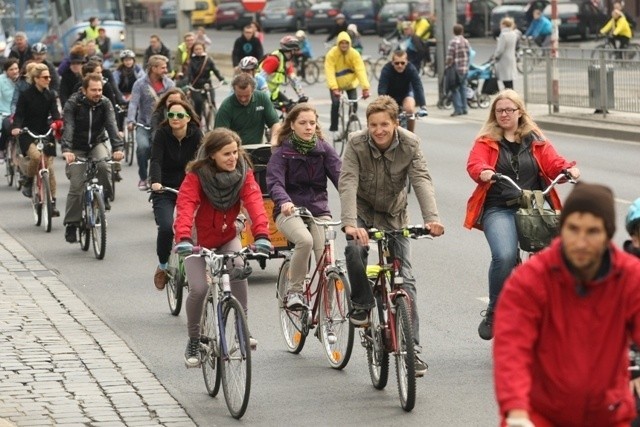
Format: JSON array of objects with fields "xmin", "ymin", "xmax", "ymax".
[
  {"xmin": 464, "ymin": 135, "xmax": 575, "ymax": 230},
  {"xmin": 174, "ymin": 169, "xmax": 269, "ymax": 249},
  {"xmin": 494, "ymin": 239, "xmax": 640, "ymax": 426}
]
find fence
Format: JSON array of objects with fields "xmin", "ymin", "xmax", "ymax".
[{"xmin": 522, "ymin": 48, "xmax": 640, "ymax": 116}]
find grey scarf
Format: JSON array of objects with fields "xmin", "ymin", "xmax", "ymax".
[{"xmin": 196, "ymin": 157, "xmax": 247, "ymax": 211}]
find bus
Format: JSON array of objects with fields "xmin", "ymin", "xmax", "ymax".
[{"xmin": 1, "ymin": 0, "xmax": 127, "ymax": 63}]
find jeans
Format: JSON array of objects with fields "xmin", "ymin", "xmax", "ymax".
[
  {"xmin": 452, "ymin": 72, "xmax": 468, "ymax": 114},
  {"xmin": 152, "ymin": 192, "xmax": 177, "ymax": 265},
  {"xmin": 329, "ymin": 88, "xmax": 357, "ymax": 132},
  {"xmin": 135, "ymin": 126, "xmax": 151, "ymax": 181},
  {"xmin": 482, "ymin": 206, "xmax": 519, "ymax": 311}
]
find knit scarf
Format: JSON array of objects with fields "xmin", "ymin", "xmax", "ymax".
[
  {"xmin": 290, "ymin": 132, "xmax": 317, "ymax": 155},
  {"xmin": 196, "ymin": 157, "xmax": 247, "ymax": 211}
]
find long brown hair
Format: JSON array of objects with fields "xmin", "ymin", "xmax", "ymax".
[
  {"xmin": 476, "ymin": 89, "xmax": 543, "ymax": 143},
  {"xmin": 160, "ymin": 99, "xmax": 200, "ymax": 128},
  {"xmin": 153, "ymin": 87, "xmax": 188, "ymax": 115},
  {"xmin": 186, "ymin": 128, "xmax": 251, "ymax": 172},
  {"xmin": 275, "ymin": 102, "xmax": 324, "ymax": 147}
]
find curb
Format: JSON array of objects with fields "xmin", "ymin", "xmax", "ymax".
[{"xmin": 535, "ymin": 118, "xmax": 640, "ymax": 142}]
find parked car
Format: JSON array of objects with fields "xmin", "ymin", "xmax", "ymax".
[
  {"xmin": 306, "ymin": 1, "xmax": 343, "ymax": 34},
  {"xmin": 191, "ymin": 0, "xmax": 217, "ymax": 27},
  {"xmin": 457, "ymin": 0, "xmax": 498, "ymax": 37},
  {"xmin": 342, "ymin": 0, "xmax": 382, "ymax": 35},
  {"xmin": 261, "ymin": 0, "xmax": 312, "ymax": 32},
  {"xmin": 376, "ymin": 0, "xmax": 430, "ymax": 37},
  {"xmin": 215, "ymin": 0, "xmax": 254, "ymax": 30},
  {"xmin": 159, "ymin": 0, "xmax": 177, "ymax": 29},
  {"xmin": 543, "ymin": 0, "xmax": 607, "ymax": 40}
]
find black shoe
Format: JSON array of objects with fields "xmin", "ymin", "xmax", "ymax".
[
  {"xmin": 478, "ymin": 309, "xmax": 494, "ymax": 340},
  {"xmin": 349, "ymin": 308, "xmax": 369, "ymax": 326},
  {"xmin": 450, "ymin": 112, "xmax": 462, "ymax": 117},
  {"xmin": 104, "ymin": 198, "xmax": 111, "ymax": 211},
  {"xmin": 114, "ymin": 171, "xmax": 122, "ymax": 182},
  {"xmin": 65, "ymin": 225, "xmax": 77, "ymax": 243},
  {"xmin": 22, "ymin": 179, "xmax": 33, "ymax": 198},
  {"xmin": 184, "ymin": 338, "xmax": 201, "ymax": 368},
  {"xmin": 51, "ymin": 199, "xmax": 60, "ymax": 217}
]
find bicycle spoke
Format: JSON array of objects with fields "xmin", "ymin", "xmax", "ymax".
[
  {"xmin": 320, "ymin": 272, "xmax": 354, "ymax": 369},
  {"xmin": 276, "ymin": 260, "xmax": 307, "ymax": 353},
  {"xmin": 220, "ymin": 298, "xmax": 251, "ymax": 419},
  {"xmin": 395, "ymin": 297, "xmax": 416, "ymax": 412}
]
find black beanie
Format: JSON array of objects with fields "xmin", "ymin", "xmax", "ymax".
[{"xmin": 560, "ymin": 182, "xmax": 616, "ymax": 238}]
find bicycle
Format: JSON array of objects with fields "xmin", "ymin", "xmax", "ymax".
[
  {"xmin": 118, "ymin": 105, "xmax": 135, "ymax": 167},
  {"xmin": 398, "ymin": 109, "xmax": 428, "ymax": 194},
  {"xmin": 333, "ymin": 94, "xmax": 363, "ymax": 158},
  {"xmin": 590, "ymin": 36, "xmax": 640, "ymax": 61},
  {"xmin": 372, "ymin": 39, "xmax": 395, "ymax": 81},
  {"xmin": 21, "ymin": 128, "xmax": 55, "ymax": 232},
  {"xmin": 516, "ymin": 37, "xmax": 545, "ymax": 74},
  {"xmin": 189, "ymin": 245, "xmax": 265, "ymax": 419},
  {"xmin": 3, "ymin": 113, "xmax": 22, "ymax": 190},
  {"xmin": 294, "ymin": 55, "xmax": 320, "ymax": 85},
  {"xmin": 185, "ymin": 80, "xmax": 224, "ymax": 132},
  {"xmin": 275, "ymin": 207, "xmax": 354, "ymax": 369},
  {"xmin": 73, "ymin": 156, "xmax": 114, "ymax": 260},
  {"xmin": 360, "ymin": 225, "xmax": 432, "ymax": 411}
]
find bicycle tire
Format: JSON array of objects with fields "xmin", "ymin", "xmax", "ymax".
[
  {"xmin": 364, "ymin": 59, "xmax": 374, "ymax": 83},
  {"xmin": 125, "ymin": 128, "xmax": 135, "ymax": 166},
  {"xmin": 303, "ymin": 62, "xmax": 320, "ymax": 85},
  {"xmin": 319, "ymin": 271, "xmax": 354, "ymax": 370},
  {"xmin": 372, "ymin": 57, "xmax": 387, "ymax": 81},
  {"xmin": 478, "ymin": 94, "xmax": 491, "ymax": 109},
  {"xmin": 41, "ymin": 172, "xmax": 53, "ymax": 233},
  {"xmin": 5, "ymin": 156, "xmax": 14, "ymax": 187},
  {"xmin": 395, "ymin": 297, "xmax": 416, "ymax": 412},
  {"xmin": 32, "ymin": 178, "xmax": 42, "ymax": 226},
  {"xmin": 91, "ymin": 193, "xmax": 107, "ymax": 260},
  {"xmin": 79, "ymin": 204, "xmax": 91, "ymax": 251},
  {"xmin": 201, "ymin": 291, "xmax": 221, "ymax": 397},
  {"xmin": 220, "ymin": 297, "xmax": 251, "ymax": 419},
  {"xmin": 205, "ymin": 104, "xmax": 216, "ymax": 133},
  {"xmin": 276, "ymin": 259, "xmax": 307, "ymax": 353},
  {"xmin": 366, "ymin": 291, "xmax": 389, "ymax": 389},
  {"xmin": 590, "ymin": 43, "xmax": 614, "ymax": 60},
  {"xmin": 423, "ymin": 62, "xmax": 436, "ymax": 78},
  {"xmin": 109, "ymin": 167, "xmax": 116, "ymax": 202},
  {"xmin": 166, "ymin": 252, "xmax": 184, "ymax": 316},
  {"xmin": 346, "ymin": 115, "xmax": 362, "ymax": 151},
  {"xmin": 518, "ymin": 51, "xmax": 536, "ymax": 74}
]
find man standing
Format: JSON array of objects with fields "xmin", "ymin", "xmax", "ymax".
[
  {"xmin": 445, "ymin": 23, "xmax": 470, "ymax": 117},
  {"xmin": 232, "ymin": 25, "xmax": 264, "ymax": 68},
  {"xmin": 61, "ymin": 73, "xmax": 124, "ymax": 243},
  {"xmin": 494, "ymin": 182, "xmax": 640, "ymax": 427},
  {"xmin": 8, "ymin": 32, "xmax": 33, "ymax": 69},
  {"xmin": 127, "ymin": 55, "xmax": 175, "ymax": 191}
]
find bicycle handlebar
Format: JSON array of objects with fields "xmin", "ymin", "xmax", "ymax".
[
  {"xmin": 288, "ymin": 206, "xmax": 342, "ymax": 227},
  {"xmin": 147, "ymin": 186, "xmax": 179, "ymax": 195},
  {"xmin": 491, "ymin": 170, "xmax": 576, "ymax": 196},
  {"xmin": 21, "ymin": 128, "xmax": 53, "ymax": 139},
  {"xmin": 340, "ymin": 94, "xmax": 364, "ymax": 103},
  {"xmin": 366, "ymin": 226, "xmax": 433, "ymax": 240}
]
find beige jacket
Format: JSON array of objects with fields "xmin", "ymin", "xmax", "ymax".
[{"xmin": 339, "ymin": 127, "xmax": 440, "ymax": 230}]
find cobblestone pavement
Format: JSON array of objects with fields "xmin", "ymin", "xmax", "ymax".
[{"xmin": 0, "ymin": 227, "xmax": 195, "ymax": 427}]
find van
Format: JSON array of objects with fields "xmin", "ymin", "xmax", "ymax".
[{"xmin": 191, "ymin": 0, "xmax": 217, "ymax": 27}]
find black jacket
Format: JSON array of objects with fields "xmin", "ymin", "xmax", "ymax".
[
  {"xmin": 12, "ymin": 84, "xmax": 60, "ymax": 155},
  {"xmin": 187, "ymin": 55, "xmax": 224, "ymax": 89},
  {"xmin": 378, "ymin": 61, "xmax": 426, "ymax": 107},
  {"xmin": 231, "ymin": 36, "xmax": 264, "ymax": 67},
  {"xmin": 149, "ymin": 122, "xmax": 202, "ymax": 189},
  {"xmin": 9, "ymin": 46, "xmax": 33, "ymax": 69},
  {"xmin": 143, "ymin": 44, "xmax": 172, "ymax": 72},
  {"xmin": 60, "ymin": 91, "xmax": 124, "ymax": 154},
  {"xmin": 59, "ymin": 68, "xmax": 82, "ymax": 108}
]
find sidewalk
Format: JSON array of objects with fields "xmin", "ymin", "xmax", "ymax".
[{"xmin": 0, "ymin": 227, "xmax": 195, "ymax": 426}]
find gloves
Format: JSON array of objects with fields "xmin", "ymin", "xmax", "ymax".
[
  {"xmin": 50, "ymin": 119, "xmax": 64, "ymax": 140},
  {"xmin": 362, "ymin": 89, "xmax": 370, "ymax": 99},
  {"xmin": 174, "ymin": 241, "xmax": 194, "ymax": 256},
  {"xmin": 253, "ymin": 238, "xmax": 272, "ymax": 256}
]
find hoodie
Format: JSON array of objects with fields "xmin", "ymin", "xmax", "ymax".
[{"xmin": 324, "ymin": 31, "xmax": 370, "ymax": 92}]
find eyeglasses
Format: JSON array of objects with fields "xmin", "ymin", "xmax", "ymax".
[
  {"xmin": 39, "ymin": 75, "xmax": 51, "ymax": 80},
  {"xmin": 393, "ymin": 61, "xmax": 407, "ymax": 66},
  {"xmin": 167, "ymin": 112, "xmax": 189, "ymax": 119},
  {"xmin": 495, "ymin": 108, "xmax": 518, "ymax": 115}
]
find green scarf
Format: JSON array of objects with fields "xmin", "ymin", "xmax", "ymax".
[{"xmin": 290, "ymin": 132, "xmax": 317, "ymax": 155}]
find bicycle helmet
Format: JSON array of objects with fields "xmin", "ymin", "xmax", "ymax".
[
  {"xmin": 626, "ymin": 198, "xmax": 640, "ymax": 235},
  {"xmin": 32, "ymin": 42, "xmax": 47, "ymax": 54},
  {"xmin": 295, "ymin": 30, "xmax": 306, "ymax": 39},
  {"xmin": 119, "ymin": 49, "xmax": 135, "ymax": 60},
  {"xmin": 279, "ymin": 35, "xmax": 300, "ymax": 51},
  {"xmin": 335, "ymin": 13, "xmax": 345, "ymax": 20},
  {"xmin": 239, "ymin": 56, "xmax": 258, "ymax": 71}
]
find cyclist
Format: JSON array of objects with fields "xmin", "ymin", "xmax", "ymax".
[
  {"xmin": 258, "ymin": 35, "xmax": 305, "ymax": 106},
  {"xmin": 149, "ymin": 99, "xmax": 202, "ymax": 290},
  {"xmin": 186, "ymin": 41, "xmax": 226, "ymax": 121},
  {"xmin": 10, "ymin": 63, "xmax": 61, "ymax": 215},
  {"xmin": 8, "ymin": 32, "xmax": 33, "ymax": 69},
  {"xmin": 127, "ymin": 55, "xmax": 175, "ymax": 191},
  {"xmin": 0, "ymin": 58, "xmax": 19, "ymax": 162},
  {"xmin": 60, "ymin": 73, "xmax": 124, "ymax": 243},
  {"xmin": 150, "ymin": 88, "xmax": 189, "ymax": 141},
  {"xmin": 412, "ymin": 13, "xmax": 434, "ymax": 65},
  {"xmin": 113, "ymin": 50, "xmax": 145, "ymax": 102},
  {"xmin": 266, "ymin": 103, "xmax": 342, "ymax": 310},
  {"xmin": 347, "ymin": 24, "xmax": 363, "ymax": 54},
  {"xmin": 237, "ymin": 56, "xmax": 269, "ymax": 95},
  {"xmin": 77, "ymin": 17, "xmax": 100, "ymax": 43},
  {"xmin": 31, "ymin": 43, "xmax": 60, "ymax": 95},
  {"xmin": 339, "ymin": 95, "xmax": 444, "ymax": 377},
  {"xmin": 377, "ymin": 49, "xmax": 428, "ymax": 133},
  {"xmin": 294, "ymin": 30, "xmax": 313, "ymax": 80},
  {"xmin": 173, "ymin": 128, "xmax": 272, "ymax": 366},
  {"xmin": 494, "ymin": 182, "xmax": 640, "ymax": 427},
  {"xmin": 400, "ymin": 21, "xmax": 428, "ymax": 74},
  {"xmin": 174, "ymin": 32, "xmax": 196, "ymax": 83},
  {"xmin": 625, "ymin": 198, "xmax": 640, "ymax": 258},
  {"xmin": 326, "ymin": 13, "xmax": 348, "ymax": 43},
  {"xmin": 231, "ymin": 24, "xmax": 264, "ymax": 68},
  {"xmin": 599, "ymin": 9, "xmax": 632, "ymax": 59},
  {"xmin": 464, "ymin": 89, "xmax": 579, "ymax": 341},
  {"xmin": 58, "ymin": 47, "xmax": 86, "ymax": 108},
  {"xmin": 143, "ymin": 35, "xmax": 172, "ymax": 73},
  {"xmin": 324, "ymin": 31, "xmax": 370, "ymax": 139},
  {"xmin": 96, "ymin": 28, "xmax": 113, "ymax": 68},
  {"xmin": 524, "ymin": 9, "xmax": 552, "ymax": 48}
]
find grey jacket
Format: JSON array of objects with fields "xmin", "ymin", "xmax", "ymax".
[
  {"xmin": 339, "ymin": 127, "xmax": 440, "ymax": 230},
  {"xmin": 494, "ymin": 27, "xmax": 519, "ymax": 82},
  {"xmin": 126, "ymin": 74, "xmax": 175, "ymax": 126}
]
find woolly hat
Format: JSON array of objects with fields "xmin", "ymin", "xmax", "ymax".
[
  {"xmin": 69, "ymin": 53, "xmax": 85, "ymax": 64},
  {"xmin": 560, "ymin": 182, "xmax": 616, "ymax": 238}
]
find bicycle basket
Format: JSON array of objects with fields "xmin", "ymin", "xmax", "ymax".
[{"xmin": 514, "ymin": 190, "xmax": 560, "ymax": 252}]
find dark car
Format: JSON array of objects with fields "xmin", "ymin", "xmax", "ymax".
[
  {"xmin": 490, "ymin": 0, "xmax": 530, "ymax": 37},
  {"xmin": 543, "ymin": 0, "xmax": 607, "ymax": 40},
  {"xmin": 159, "ymin": 0, "xmax": 177, "ymax": 28},
  {"xmin": 342, "ymin": 0, "xmax": 382, "ymax": 35},
  {"xmin": 306, "ymin": 1, "xmax": 343, "ymax": 34},
  {"xmin": 376, "ymin": 1, "xmax": 430, "ymax": 36},
  {"xmin": 457, "ymin": 0, "xmax": 498, "ymax": 37},
  {"xmin": 261, "ymin": 0, "xmax": 313, "ymax": 32},
  {"xmin": 215, "ymin": 0, "xmax": 254, "ymax": 30}
]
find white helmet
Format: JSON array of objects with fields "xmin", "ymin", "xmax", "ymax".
[
  {"xmin": 295, "ymin": 30, "xmax": 306, "ymax": 39},
  {"xmin": 239, "ymin": 56, "xmax": 259, "ymax": 71}
]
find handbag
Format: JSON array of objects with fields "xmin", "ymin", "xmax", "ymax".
[
  {"xmin": 482, "ymin": 77, "xmax": 499, "ymax": 95},
  {"xmin": 514, "ymin": 190, "xmax": 560, "ymax": 253}
]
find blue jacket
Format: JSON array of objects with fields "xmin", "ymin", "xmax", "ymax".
[
  {"xmin": 525, "ymin": 16, "xmax": 552, "ymax": 37},
  {"xmin": 0, "ymin": 73, "xmax": 16, "ymax": 115},
  {"xmin": 266, "ymin": 137, "xmax": 342, "ymax": 219}
]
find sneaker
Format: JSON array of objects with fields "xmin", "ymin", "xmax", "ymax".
[
  {"xmin": 286, "ymin": 292, "xmax": 307, "ymax": 310},
  {"xmin": 331, "ymin": 131, "xmax": 341, "ymax": 141},
  {"xmin": 184, "ymin": 338, "xmax": 201, "ymax": 368},
  {"xmin": 349, "ymin": 308, "xmax": 369, "ymax": 326},
  {"xmin": 249, "ymin": 335, "xmax": 257, "ymax": 351},
  {"xmin": 65, "ymin": 225, "xmax": 77, "ymax": 243},
  {"xmin": 478, "ymin": 309, "xmax": 494, "ymax": 341},
  {"xmin": 138, "ymin": 180, "xmax": 149, "ymax": 191},
  {"xmin": 414, "ymin": 354, "xmax": 428, "ymax": 377},
  {"xmin": 154, "ymin": 266, "xmax": 168, "ymax": 291},
  {"xmin": 22, "ymin": 179, "xmax": 33, "ymax": 198}
]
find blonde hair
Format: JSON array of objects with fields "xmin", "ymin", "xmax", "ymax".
[
  {"xmin": 476, "ymin": 89, "xmax": 543, "ymax": 142},
  {"xmin": 501, "ymin": 17, "xmax": 514, "ymax": 28},
  {"xmin": 28, "ymin": 63, "xmax": 49, "ymax": 84}
]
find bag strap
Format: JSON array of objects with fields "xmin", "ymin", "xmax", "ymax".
[
  {"xmin": 191, "ymin": 57, "xmax": 209, "ymax": 86},
  {"xmin": 519, "ymin": 189, "xmax": 546, "ymax": 215}
]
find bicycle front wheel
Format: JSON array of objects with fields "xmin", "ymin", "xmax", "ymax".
[
  {"xmin": 276, "ymin": 259, "xmax": 307, "ymax": 353},
  {"xmin": 79, "ymin": 205, "xmax": 91, "ymax": 251},
  {"xmin": 32, "ymin": 177, "xmax": 42, "ymax": 226},
  {"xmin": 395, "ymin": 296, "xmax": 416, "ymax": 412},
  {"xmin": 220, "ymin": 297, "xmax": 251, "ymax": 419},
  {"xmin": 201, "ymin": 291, "xmax": 221, "ymax": 397},
  {"xmin": 5, "ymin": 156, "xmax": 14, "ymax": 187},
  {"xmin": 125, "ymin": 128, "xmax": 135, "ymax": 166},
  {"xmin": 91, "ymin": 193, "xmax": 107, "ymax": 260},
  {"xmin": 166, "ymin": 252, "xmax": 185, "ymax": 316},
  {"xmin": 41, "ymin": 171, "xmax": 53, "ymax": 233},
  {"xmin": 366, "ymin": 291, "xmax": 389, "ymax": 389},
  {"xmin": 319, "ymin": 271, "xmax": 354, "ymax": 370},
  {"xmin": 303, "ymin": 61, "xmax": 320, "ymax": 85}
]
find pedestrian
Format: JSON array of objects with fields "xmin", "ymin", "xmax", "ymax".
[
  {"xmin": 445, "ymin": 24, "xmax": 471, "ymax": 117},
  {"xmin": 492, "ymin": 17, "xmax": 518, "ymax": 90},
  {"xmin": 494, "ymin": 182, "xmax": 640, "ymax": 427},
  {"xmin": 464, "ymin": 89, "xmax": 580, "ymax": 340}
]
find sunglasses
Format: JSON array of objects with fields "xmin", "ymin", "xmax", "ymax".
[
  {"xmin": 393, "ymin": 61, "xmax": 407, "ymax": 66},
  {"xmin": 167, "ymin": 111, "xmax": 190, "ymax": 119},
  {"xmin": 39, "ymin": 75, "xmax": 52, "ymax": 80}
]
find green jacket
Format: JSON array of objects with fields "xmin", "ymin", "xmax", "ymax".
[{"xmin": 215, "ymin": 90, "xmax": 279, "ymax": 145}]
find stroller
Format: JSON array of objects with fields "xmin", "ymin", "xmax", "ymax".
[{"xmin": 437, "ymin": 61, "xmax": 497, "ymax": 110}]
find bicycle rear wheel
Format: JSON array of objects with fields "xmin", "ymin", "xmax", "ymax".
[
  {"xmin": 220, "ymin": 297, "xmax": 251, "ymax": 419},
  {"xmin": 201, "ymin": 291, "xmax": 221, "ymax": 397},
  {"xmin": 125, "ymin": 128, "xmax": 135, "ymax": 166},
  {"xmin": 366, "ymin": 290, "xmax": 389, "ymax": 389},
  {"xmin": 276, "ymin": 259, "xmax": 307, "ymax": 353},
  {"xmin": 303, "ymin": 62, "xmax": 320, "ymax": 85},
  {"xmin": 319, "ymin": 271, "xmax": 354, "ymax": 370},
  {"xmin": 5, "ymin": 156, "xmax": 14, "ymax": 187},
  {"xmin": 41, "ymin": 171, "xmax": 53, "ymax": 233},
  {"xmin": 91, "ymin": 193, "xmax": 107, "ymax": 260},
  {"xmin": 79, "ymin": 208, "xmax": 91, "ymax": 251},
  {"xmin": 395, "ymin": 296, "xmax": 416, "ymax": 411},
  {"xmin": 478, "ymin": 94, "xmax": 491, "ymax": 109},
  {"xmin": 166, "ymin": 252, "xmax": 185, "ymax": 316}
]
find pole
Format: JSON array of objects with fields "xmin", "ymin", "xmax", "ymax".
[
  {"xmin": 550, "ymin": 0, "xmax": 559, "ymax": 113},
  {"xmin": 436, "ymin": 0, "xmax": 457, "ymax": 99}
]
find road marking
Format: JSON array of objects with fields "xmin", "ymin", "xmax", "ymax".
[{"xmin": 477, "ymin": 297, "xmax": 489, "ymax": 304}]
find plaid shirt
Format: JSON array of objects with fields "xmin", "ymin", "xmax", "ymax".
[{"xmin": 446, "ymin": 35, "xmax": 471, "ymax": 76}]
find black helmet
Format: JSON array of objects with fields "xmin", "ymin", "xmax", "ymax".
[{"xmin": 280, "ymin": 35, "xmax": 300, "ymax": 51}]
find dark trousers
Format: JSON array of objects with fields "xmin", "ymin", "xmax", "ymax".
[
  {"xmin": 152, "ymin": 192, "xmax": 177, "ymax": 265},
  {"xmin": 503, "ymin": 80, "xmax": 514, "ymax": 89},
  {"xmin": 0, "ymin": 117, "xmax": 11, "ymax": 151},
  {"xmin": 329, "ymin": 88, "xmax": 357, "ymax": 132}
]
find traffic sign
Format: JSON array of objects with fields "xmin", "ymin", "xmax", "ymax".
[{"xmin": 242, "ymin": 0, "xmax": 266, "ymax": 13}]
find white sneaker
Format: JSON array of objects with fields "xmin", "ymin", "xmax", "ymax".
[
  {"xmin": 331, "ymin": 131, "xmax": 341, "ymax": 141},
  {"xmin": 249, "ymin": 336, "xmax": 258, "ymax": 350},
  {"xmin": 286, "ymin": 292, "xmax": 307, "ymax": 310}
]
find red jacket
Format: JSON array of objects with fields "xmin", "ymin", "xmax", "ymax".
[
  {"xmin": 464, "ymin": 135, "xmax": 575, "ymax": 230},
  {"xmin": 174, "ymin": 169, "xmax": 269, "ymax": 249},
  {"xmin": 494, "ymin": 239, "xmax": 640, "ymax": 426}
]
